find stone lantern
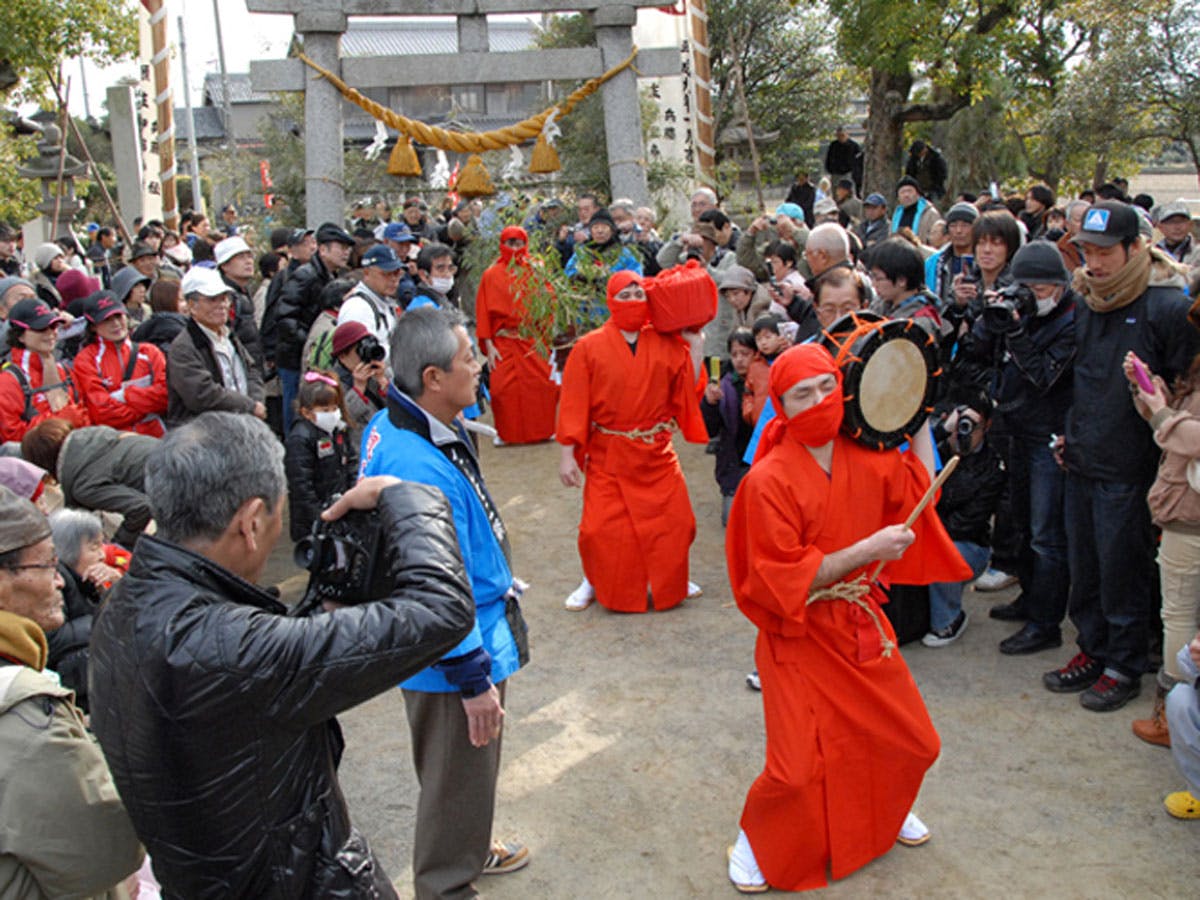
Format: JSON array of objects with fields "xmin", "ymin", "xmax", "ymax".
[{"xmin": 16, "ymin": 124, "xmax": 87, "ymax": 241}]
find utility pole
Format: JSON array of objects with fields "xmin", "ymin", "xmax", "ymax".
[
  {"xmin": 212, "ymin": 0, "xmax": 235, "ymax": 147},
  {"xmin": 178, "ymin": 15, "xmax": 206, "ymax": 217}
]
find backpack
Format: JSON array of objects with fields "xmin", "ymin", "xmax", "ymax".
[{"xmin": 1, "ymin": 359, "xmax": 75, "ymax": 423}]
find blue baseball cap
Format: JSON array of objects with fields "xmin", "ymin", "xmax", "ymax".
[
  {"xmin": 361, "ymin": 244, "xmax": 405, "ymax": 271},
  {"xmin": 775, "ymin": 202, "xmax": 805, "ymax": 222},
  {"xmin": 382, "ymin": 222, "xmax": 416, "ymax": 243},
  {"xmin": 864, "ymin": 193, "xmax": 887, "ymax": 207}
]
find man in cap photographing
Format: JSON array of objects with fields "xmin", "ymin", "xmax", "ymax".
[
  {"xmin": 1044, "ymin": 201, "xmax": 1198, "ymax": 710},
  {"xmin": 339, "ymin": 244, "xmax": 407, "ymax": 361},
  {"xmin": 0, "ymin": 484, "xmax": 144, "ymax": 896}
]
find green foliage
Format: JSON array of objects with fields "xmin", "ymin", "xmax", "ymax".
[
  {"xmin": 707, "ymin": 1, "xmax": 851, "ymax": 184},
  {"xmin": 0, "ymin": 131, "xmax": 41, "ymax": 225},
  {"xmin": 0, "ymin": 0, "xmax": 137, "ymax": 101}
]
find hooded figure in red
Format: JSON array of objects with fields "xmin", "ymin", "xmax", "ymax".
[
  {"xmin": 556, "ymin": 271, "xmax": 708, "ymax": 612},
  {"xmin": 475, "ymin": 225, "xmax": 559, "ymax": 443},
  {"xmin": 725, "ymin": 343, "xmax": 970, "ymax": 893}
]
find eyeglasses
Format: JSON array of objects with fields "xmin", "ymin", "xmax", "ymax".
[{"xmin": 4, "ymin": 554, "xmax": 59, "ymax": 573}]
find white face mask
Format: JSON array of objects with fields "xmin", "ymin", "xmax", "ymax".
[
  {"xmin": 430, "ymin": 276, "xmax": 454, "ymax": 295},
  {"xmin": 1035, "ymin": 297, "xmax": 1058, "ymax": 317},
  {"xmin": 313, "ymin": 410, "xmax": 344, "ymax": 433}
]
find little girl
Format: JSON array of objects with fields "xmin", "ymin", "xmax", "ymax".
[{"xmin": 284, "ymin": 370, "xmax": 357, "ymax": 544}]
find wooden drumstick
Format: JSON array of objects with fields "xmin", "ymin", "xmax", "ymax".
[{"xmin": 869, "ymin": 455, "xmax": 960, "ymax": 581}]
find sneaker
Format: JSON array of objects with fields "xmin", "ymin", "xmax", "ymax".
[
  {"xmin": 564, "ymin": 579, "xmax": 595, "ymax": 611},
  {"xmin": 727, "ymin": 833, "xmax": 768, "ymax": 894},
  {"xmin": 482, "ymin": 840, "xmax": 530, "ymax": 875},
  {"xmin": 921, "ymin": 611, "xmax": 968, "ymax": 648},
  {"xmin": 1080, "ymin": 673, "xmax": 1140, "ymax": 712},
  {"xmin": 974, "ymin": 568, "xmax": 1018, "ymax": 592},
  {"xmin": 1042, "ymin": 652, "xmax": 1103, "ymax": 693},
  {"xmin": 896, "ymin": 811, "xmax": 931, "ymax": 847},
  {"xmin": 1164, "ymin": 790, "xmax": 1200, "ymax": 819},
  {"xmin": 746, "ymin": 670, "xmax": 761, "ymax": 691}
]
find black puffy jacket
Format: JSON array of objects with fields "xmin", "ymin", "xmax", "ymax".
[
  {"xmin": 88, "ymin": 482, "xmax": 475, "ymax": 899},
  {"xmin": 285, "ymin": 419, "xmax": 356, "ymax": 542},
  {"xmin": 276, "ymin": 255, "xmax": 336, "ymax": 370}
]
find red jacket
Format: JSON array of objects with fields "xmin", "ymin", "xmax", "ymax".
[
  {"xmin": 72, "ymin": 337, "xmax": 168, "ymax": 437},
  {"xmin": 0, "ymin": 348, "xmax": 90, "ymax": 442}
]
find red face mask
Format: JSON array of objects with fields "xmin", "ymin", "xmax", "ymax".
[
  {"xmin": 607, "ymin": 270, "xmax": 649, "ymax": 331},
  {"xmin": 783, "ymin": 385, "xmax": 844, "ymax": 447},
  {"xmin": 498, "ymin": 226, "xmax": 529, "ymax": 265}
]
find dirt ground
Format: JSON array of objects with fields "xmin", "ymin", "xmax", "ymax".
[{"xmin": 266, "ymin": 436, "xmax": 1197, "ymax": 899}]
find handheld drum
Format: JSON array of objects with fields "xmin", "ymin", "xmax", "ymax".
[{"xmin": 818, "ymin": 311, "xmax": 941, "ymax": 450}]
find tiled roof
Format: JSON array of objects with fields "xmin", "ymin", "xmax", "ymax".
[
  {"xmin": 203, "ymin": 73, "xmax": 272, "ymax": 106},
  {"xmin": 175, "ymin": 106, "xmax": 227, "ymax": 141},
  {"xmin": 340, "ymin": 19, "xmax": 537, "ymax": 57}
]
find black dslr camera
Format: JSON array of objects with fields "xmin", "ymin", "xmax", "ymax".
[
  {"xmin": 356, "ymin": 333, "xmax": 387, "ymax": 364},
  {"xmin": 291, "ymin": 500, "xmax": 391, "ymax": 616},
  {"xmin": 983, "ymin": 282, "xmax": 1036, "ymax": 329}
]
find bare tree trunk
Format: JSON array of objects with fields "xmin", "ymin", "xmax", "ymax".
[{"xmin": 862, "ymin": 68, "xmax": 912, "ymax": 198}]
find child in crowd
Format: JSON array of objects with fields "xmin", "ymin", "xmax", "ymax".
[
  {"xmin": 701, "ymin": 328, "xmax": 757, "ymax": 526},
  {"xmin": 923, "ymin": 389, "xmax": 1006, "ymax": 647},
  {"xmin": 744, "ymin": 313, "xmax": 792, "ymax": 426},
  {"xmin": 284, "ymin": 371, "xmax": 356, "ymax": 544}
]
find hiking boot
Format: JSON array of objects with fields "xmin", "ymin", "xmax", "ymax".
[
  {"xmin": 482, "ymin": 840, "xmax": 529, "ymax": 875},
  {"xmin": 1132, "ymin": 684, "xmax": 1171, "ymax": 747},
  {"xmin": 921, "ymin": 611, "xmax": 968, "ymax": 648},
  {"xmin": 1080, "ymin": 673, "xmax": 1140, "ymax": 712},
  {"xmin": 974, "ymin": 568, "xmax": 1017, "ymax": 592},
  {"xmin": 1043, "ymin": 652, "xmax": 1103, "ymax": 693}
]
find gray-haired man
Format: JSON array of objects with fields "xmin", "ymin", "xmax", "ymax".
[{"xmin": 89, "ymin": 411, "xmax": 475, "ymax": 898}]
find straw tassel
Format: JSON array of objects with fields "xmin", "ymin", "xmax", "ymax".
[
  {"xmin": 529, "ymin": 132, "xmax": 561, "ymax": 174},
  {"xmin": 456, "ymin": 154, "xmax": 495, "ymax": 197},
  {"xmin": 387, "ymin": 136, "xmax": 421, "ymax": 177}
]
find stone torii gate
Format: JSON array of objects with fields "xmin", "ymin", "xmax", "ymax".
[{"xmin": 247, "ymin": 0, "xmax": 682, "ymax": 226}]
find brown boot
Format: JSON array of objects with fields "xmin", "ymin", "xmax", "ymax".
[{"xmin": 1132, "ymin": 684, "xmax": 1171, "ymax": 747}]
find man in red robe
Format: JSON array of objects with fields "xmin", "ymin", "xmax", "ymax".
[
  {"xmin": 556, "ymin": 270, "xmax": 708, "ymax": 612},
  {"xmin": 725, "ymin": 343, "xmax": 971, "ymax": 893},
  {"xmin": 475, "ymin": 225, "xmax": 559, "ymax": 444}
]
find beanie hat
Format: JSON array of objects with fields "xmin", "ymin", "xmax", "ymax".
[
  {"xmin": 718, "ymin": 266, "xmax": 757, "ymax": 293},
  {"xmin": 54, "ymin": 268, "xmax": 100, "ymax": 306},
  {"xmin": 33, "ymin": 242, "xmax": 64, "ymax": 271},
  {"xmin": 896, "ymin": 175, "xmax": 921, "ymax": 195},
  {"xmin": 945, "ymin": 202, "xmax": 980, "ymax": 225},
  {"xmin": 589, "ymin": 208, "xmax": 617, "ymax": 231},
  {"xmin": 1011, "ymin": 241, "xmax": 1070, "ymax": 285},
  {"xmin": 0, "ymin": 276, "xmax": 34, "ymax": 303},
  {"xmin": 331, "ymin": 321, "xmax": 370, "ymax": 357},
  {"xmin": 0, "ymin": 484, "xmax": 51, "ymax": 556}
]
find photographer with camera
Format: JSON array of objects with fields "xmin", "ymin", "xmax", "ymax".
[
  {"xmin": 88, "ymin": 411, "xmax": 476, "ymax": 898},
  {"xmin": 922, "ymin": 389, "xmax": 1007, "ymax": 646},
  {"xmin": 956, "ymin": 241, "xmax": 1077, "ymax": 656},
  {"xmin": 331, "ymin": 321, "xmax": 388, "ymax": 451}
]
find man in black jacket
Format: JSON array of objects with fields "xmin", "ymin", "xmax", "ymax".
[
  {"xmin": 824, "ymin": 126, "xmax": 862, "ymax": 195},
  {"xmin": 275, "ymin": 223, "xmax": 354, "ymax": 432},
  {"xmin": 89, "ymin": 411, "xmax": 475, "ymax": 899},
  {"xmin": 1045, "ymin": 201, "xmax": 1199, "ymax": 711}
]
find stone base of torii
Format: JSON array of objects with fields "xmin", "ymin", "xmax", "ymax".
[{"xmin": 247, "ymin": 0, "xmax": 681, "ymax": 226}]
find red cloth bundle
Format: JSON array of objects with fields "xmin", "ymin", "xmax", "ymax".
[{"xmin": 645, "ymin": 260, "xmax": 717, "ymax": 333}]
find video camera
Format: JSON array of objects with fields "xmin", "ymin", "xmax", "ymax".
[
  {"xmin": 291, "ymin": 499, "xmax": 391, "ymax": 616},
  {"xmin": 983, "ymin": 282, "xmax": 1036, "ymax": 329}
]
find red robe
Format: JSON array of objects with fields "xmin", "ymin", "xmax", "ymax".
[
  {"xmin": 726, "ymin": 433, "xmax": 971, "ymax": 891},
  {"xmin": 475, "ymin": 256, "xmax": 559, "ymax": 444},
  {"xmin": 557, "ymin": 322, "xmax": 708, "ymax": 612}
]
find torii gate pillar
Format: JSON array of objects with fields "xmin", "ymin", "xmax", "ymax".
[
  {"xmin": 297, "ymin": 12, "xmax": 347, "ymax": 227},
  {"xmin": 594, "ymin": 4, "xmax": 647, "ymax": 203}
]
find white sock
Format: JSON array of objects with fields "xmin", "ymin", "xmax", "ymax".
[
  {"xmin": 899, "ymin": 811, "xmax": 930, "ymax": 843},
  {"xmin": 729, "ymin": 829, "xmax": 765, "ymax": 885}
]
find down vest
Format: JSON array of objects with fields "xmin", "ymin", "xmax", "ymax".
[{"xmin": 88, "ymin": 482, "xmax": 475, "ymax": 899}]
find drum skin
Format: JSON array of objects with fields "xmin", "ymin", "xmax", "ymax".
[{"xmin": 818, "ymin": 312, "xmax": 941, "ymax": 450}]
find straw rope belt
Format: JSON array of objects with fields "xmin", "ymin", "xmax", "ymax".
[
  {"xmin": 806, "ymin": 573, "xmax": 897, "ymax": 658},
  {"xmin": 591, "ymin": 419, "xmax": 676, "ymax": 444}
]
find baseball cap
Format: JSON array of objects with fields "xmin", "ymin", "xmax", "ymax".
[
  {"xmin": 315, "ymin": 222, "xmax": 356, "ymax": 246},
  {"xmin": 288, "ymin": 228, "xmax": 315, "ymax": 246},
  {"xmin": 1155, "ymin": 199, "xmax": 1191, "ymax": 223},
  {"xmin": 8, "ymin": 298, "xmax": 67, "ymax": 331},
  {"xmin": 82, "ymin": 290, "xmax": 127, "ymax": 324},
  {"xmin": 331, "ymin": 321, "xmax": 370, "ymax": 357},
  {"xmin": 180, "ymin": 267, "xmax": 230, "ymax": 298},
  {"xmin": 814, "ymin": 198, "xmax": 838, "ymax": 216},
  {"xmin": 214, "ymin": 236, "xmax": 252, "ymax": 266},
  {"xmin": 404, "ymin": 197, "xmax": 427, "ymax": 210},
  {"xmin": 361, "ymin": 244, "xmax": 404, "ymax": 271},
  {"xmin": 382, "ymin": 222, "xmax": 416, "ymax": 243},
  {"xmin": 863, "ymin": 193, "xmax": 887, "ymax": 207},
  {"xmin": 128, "ymin": 241, "xmax": 158, "ymax": 261},
  {"xmin": 1076, "ymin": 201, "xmax": 1140, "ymax": 247},
  {"xmin": 694, "ymin": 222, "xmax": 720, "ymax": 243}
]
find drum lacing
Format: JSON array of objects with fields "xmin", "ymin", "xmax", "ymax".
[
  {"xmin": 807, "ymin": 574, "xmax": 897, "ymax": 658},
  {"xmin": 591, "ymin": 419, "xmax": 676, "ymax": 444}
]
